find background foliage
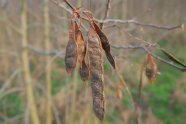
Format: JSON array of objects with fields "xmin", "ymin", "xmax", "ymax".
[{"xmin": 0, "ymin": 0, "xmax": 186, "ymax": 124}]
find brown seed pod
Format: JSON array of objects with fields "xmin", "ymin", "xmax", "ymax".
[
  {"xmin": 93, "ymin": 21, "xmax": 115, "ymax": 69},
  {"xmin": 161, "ymin": 48, "xmax": 186, "ymax": 68},
  {"xmin": 79, "ymin": 45, "xmax": 89, "ymax": 81},
  {"xmin": 65, "ymin": 19, "xmax": 77, "ymax": 74},
  {"xmin": 79, "ymin": 60, "xmax": 89, "ymax": 81},
  {"xmin": 74, "ymin": 22, "xmax": 89, "ymax": 81},
  {"xmin": 87, "ymin": 26, "xmax": 105, "ymax": 121},
  {"xmin": 145, "ymin": 53, "xmax": 158, "ymax": 82},
  {"xmin": 75, "ymin": 22, "xmax": 85, "ymax": 67}
]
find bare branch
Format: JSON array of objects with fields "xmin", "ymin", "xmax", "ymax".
[
  {"xmin": 63, "ymin": 0, "xmax": 75, "ymax": 10},
  {"xmin": 112, "ymin": 44, "xmax": 186, "ymax": 71},
  {"xmin": 51, "ymin": 0, "xmax": 71, "ymax": 13},
  {"xmin": 145, "ymin": 48, "xmax": 186, "ymax": 71},
  {"xmin": 100, "ymin": 19, "xmax": 182, "ymax": 30},
  {"xmin": 23, "ymin": 45, "xmax": 63, "ymax": 57},
  {"xmin": 23, "ymin": 43, "xmax": 186, "ymax": 71},
  {"xmin": 100, "ymin": 0, "xmax": 111, "ymax": 29},
  {"xmin": 50, "ymin": 0, "xmax": 182, "ymax": 30}
]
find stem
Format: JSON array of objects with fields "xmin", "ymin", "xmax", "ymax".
[
  {"xmin": 44, "ymin": 0, "xmax": 53, "ymax": 124},
  {"xmin": 100, "ymin": 0, "xmax": 111, "ymax": 29},
  {"xmin": 63, "ymin": 0, "xmax": 75, "ymax": 10},
  {"xmin": 21, "ymin": 0, "xmax": 40, "ymax": 124}
]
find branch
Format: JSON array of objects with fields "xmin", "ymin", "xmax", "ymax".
[
  {"xmin": 100, "ymin": 19, "xmax": 182, "ymax": 30},
  {"xmin": 112, "ymin": 44, "xmax": 186, "ymax": 71},
  {"xmin": 51, "ymin": 0, "xmax": 71, "ymax": 13},
  {"xmin": 63, "ymin": 0, "xmax": 75, "ymax": 10},
  {"xmin": 50, "ymin": 0, "xmax": 182, "ymax": 30},
  {"xmin": 100, "ymin": 0, "xmax": 111, "ymax": 29},
  {"xmin": 23, "ymin": 43, "xmax": 186, "ymax": 71},
  {"xmin": 23, "ymin": 45, "xmax": 63, "ymax": 57}
]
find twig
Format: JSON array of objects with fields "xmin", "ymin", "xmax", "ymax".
[
  {"xmin": 50, "ymin": 0, "xmax": 182, "ymax": 30},
  {"xmin": 100, "ymin": 0, "xmax": 111, "ymax": 29},
  {"xmin": 23, "ymin": 45, "xmax": 63, "ymax": 56},
  {"xmin": 99, "ymin": 19, "xmax": 182, "ymax": 30},
  {"xmin": 112, "ymin": 44, "xmax": 186, "ymax": 71},
  {"xmin": 51, "ymin": 0, "xmax": 71, "ymax": 13},
  {"xmin": 0, "ymin": 69, "xmax": 21, "ymax": 94},
  {"xmin": 145, "ymin": 48, "xmax": 186, "ymax": 71},
  {"xmin": 24, "ymin": 43, "xmax": 186, "ymax": 71},
  {"xmin": 138, "ymin": 65, "xmax": 144, "ymax": 100},
  {"xmin": 115, "ymin": 66, "xmax": 135, "ymax": 109},
  {"xmin": 63, "ymin": 0, "xmax": 75, "ymax": 10}
]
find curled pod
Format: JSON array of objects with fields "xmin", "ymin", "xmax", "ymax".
[
  {"xmin": 75, "ymin": 22, "xmax": 89, "ymax": 81},
  {"xmin": 79, "ymin": 40, "xmax": 89, "ymax": 81},
  {"xmin": 93, "ymin": 21, "xmax": 115, "ymax": 69},
  {"xmin": 145, "ymin": 53, "xmax": 158, "ymax": 82},
  {"xmin": 87, "ymin": 26, "xmax": 105, "ymax": 121},
  {"xmin": 75, "ymin": 22, "xmax": 85, "ymax": 67},
  {"xmin": 65, "ymin": 19, "xmax": 77, "ymax": 74}
]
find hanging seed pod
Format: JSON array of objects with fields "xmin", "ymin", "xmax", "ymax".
[
  {"xmin": 79, "ymin": 60, "xmax": 89, "ymax": 81},
  {"xmin": 75, "ymin": 22, "xmax": 85, "ymax": 67},
  {"xmin": 79, "ymin": 42, "xmax": 89, "ymax": 81},
  {"xmin": 145, "ymin": 53, "xmax": 158, "ymax": 82},
  {"xmin": 161, "ymin": 48, "xmax": 186, "ymax": 68},
  {"xmin": 93, "ymin": 21, "xmax": 115, "ymax": 69},
  {"xmin": 74, "ymin": 22, "xmax": 89, "ymax": 81},
  {"xmin": 79, "ymin": 44, "xmax": 89, "ymax": 81},
  {"xmin": 65, "ymin": 19, "xmax": 77, "ymax": 74},
  {"xmin": 88, "ymin": 26, "xmax": 105, "ymax": 121}
]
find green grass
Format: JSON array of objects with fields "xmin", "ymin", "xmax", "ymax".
[
  {"xmin": 144, "ymin": 64, "xmax": 185, "ymax": 124},
  {"xmin": 0, "ymin": 93, "xmax": 23, "ymax": 117}
]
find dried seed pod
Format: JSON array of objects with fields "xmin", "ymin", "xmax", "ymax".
[
  {"xmin": 93, "ymin": 21, "xmax": 115, "ymax": 69},
  {"xmin": 145, "ymin": 53, "xmax": 158, "ymax": 82},
  {"xmin": 74, "ymin": 22, "xmax": 89, "ymax": 81},
  {"xmin": 65, "ymin": 19, "xmax": 77, "ymax": 74},
  {"xmin": 116, "ymin": 81, "xmax": 123, "ymax": 99},
  {"xmin": 88, "ymin": 26, "xmax": 105, "ymax": 121},
  {"xmin": 161, "ymin": 48, "xmax": 186, "ymax": 68},
  {"xmin": 75, "ymin": 22, "xmax": 85, "ymax": 67},
  {"xmin": 79, "ymin": 60, "xmax": 89, "ymax": 81}
]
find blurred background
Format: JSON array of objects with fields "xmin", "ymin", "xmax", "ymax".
[{"xmin": 0, "ymin": 0, "xmax": 186, "ymax": 124}]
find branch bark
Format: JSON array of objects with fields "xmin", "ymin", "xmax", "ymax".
[{"xmin": 21, "ymin": 0, "xmax": 40, "ymax": 124}]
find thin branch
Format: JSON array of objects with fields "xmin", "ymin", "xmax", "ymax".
[
  {"xmin": 145, "ymin": 48, "xmax": 186, "ymax": 71},
  {"xmin": 100, "ymin": 0, "xmax": 111, "ymax": 29},
  {"xmin": 24, "ymin": 43, "xmax": 186, "ymax": 71},
  {"xmin": 51, "ymin": 0, "xmax": 71, "ymax": 13},
  {"xmin": 23, "ymin": 45, "xmax": 63, "ymax": 57},
  {"xmin": 63, "ymin": 0, "xmax": 75, "ymax": 10},
  {"xmin": 0, "ymin": 69, "xmax": 22, "ymax": 95},
  {"xmin": 99, "ymin": 19, "xmax": 182, "ymax": 30},
  {"xmin": 50, "ymin": 0, "xmax": 182, "ymax": 30},
  {"xmin": 112, "ymin": 44, "xmax": 186, "ymax": 71}
]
